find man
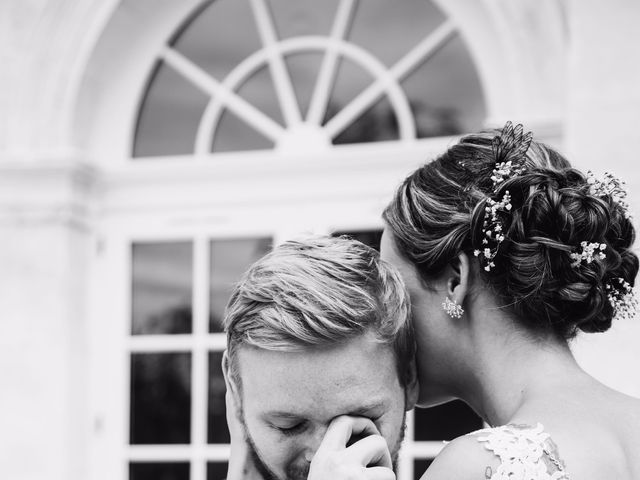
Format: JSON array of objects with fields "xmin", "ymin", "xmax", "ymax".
[{"xmin": 222, "ymin": 236, "xmax": 418, "ymax": 480}]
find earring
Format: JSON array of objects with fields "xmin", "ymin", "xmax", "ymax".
[{"xmin": 443, "ymin": 297, "xmax": 464, "ymax": 319}]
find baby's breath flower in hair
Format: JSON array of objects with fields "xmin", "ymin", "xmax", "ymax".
[
  {"xmin": 587, "ymin": 171, "xmax": 632, "ymax": 219},
  {"xmin": 474, "ymin": 191, "xmax": 512, "ymax": 272},
  {"xmin": 606, "ymin": 278, "xmax": 638, "ymax": 322},
  {"xmin": 569, "ymin": 241, "xmax": 607, "ymax": 268},
  {"xmin": 474, "ymin": 122, "xmax": 532, "ymax": 272}
]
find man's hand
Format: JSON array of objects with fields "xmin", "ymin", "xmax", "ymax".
[{"xmin": 308, "ymin": 416, "xmax": 395, "ymax": 480}]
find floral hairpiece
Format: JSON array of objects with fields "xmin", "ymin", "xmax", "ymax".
[
  {"xmin": 570, "ymin": 241, "xmax": 606, "ymax": 267},
  {"xmin": 606, "ymin": 278, "xmax": 638, "ymax": 321},
  {"xmin": 474, "ymin": 122, "xmax": 532, "ymax": 271},
  {"xmin": 587, "ymin": 171, "xmax": 632, "ymax": 219},
  {"xmin": 474, "ymin": 191, "xmax": 512, "ymax": 271}
]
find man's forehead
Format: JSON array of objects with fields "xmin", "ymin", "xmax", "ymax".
[{"xmin": 236, "ymin": 337, "xmax": 401, "ymax": 415}]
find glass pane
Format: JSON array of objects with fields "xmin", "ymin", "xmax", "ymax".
[
  {"xmin": 332, "ymin": 230, "xmax": 382, "ymax": 251},
  {"xmin": 413, "ymin": 459, "xmax": 433, "ymax": 480},
  {"xmin": 133, "ymin": 61, "xmax": 209, "ymax": 157},
  {"xmin": 208, "ymin": 351, "xmax": 230, "ymax": 444},
  {"xmin": 413, "ymin": 400, "xmax": 482, "ymax": 441},
  {"xmin": 285, "ymin": 52, "xmax": 324, "ymax": 119},
  {"xmin": 130, "ymin": 353, "xmax": 192, "ymax": 444},
  {"xmin": 209, "ymin": 237, "xmax": 272, "ymax": 332},
  {"xmin": 332, "ymin": 96, "xmax": 399, "ymax": 145},
  {"xmin": 132, "ymin": 242, "xmax": 193, "ymax": 335},
  {"xmin": 269, "ymin": 0, "xmax": 340, "ymax": 39},
  {"xmin": 322, "ymin": 57, "xmax": 373, "ymax": 128},
  {"xmin": 348, "ymin": 0, "xmax": 447, "ymax": 68},
  {"xmin": 207, "ymin": 462, "xmax": 229, "ymax": 480},
  {"xmin": 171, "ymin": 0, "xmax": 262, "ymax": 81},
  {"xmin": 212, "ymin": 107, "xmax": 276, "ymax": 153},
  {"xmin": 402, "ymin": 35, "xmax": 485, "ymax": 137},
  {"xmin": 235, "ymin": 66, "xmax": 285, "ymax": 126},
  {"xmin": 130, "ymin": 463, "xmax": 190, "ymax": 480}
]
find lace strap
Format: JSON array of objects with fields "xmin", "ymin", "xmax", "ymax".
[{"xmin": 474, "ymin": 423, "xmax": 570, "ymax": 480}]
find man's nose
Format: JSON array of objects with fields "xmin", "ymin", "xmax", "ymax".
[{"xmin": 301, "ymin": 425, "xmax": 328, "ymax": 462}]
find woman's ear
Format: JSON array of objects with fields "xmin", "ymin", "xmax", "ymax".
[
  {"xmin": 447, "ymin": 251, "xmax": 471, "ymax": 306},
  {"xmin": 404, "ymin": 357, "xmax": 420, "ymax": 410}
]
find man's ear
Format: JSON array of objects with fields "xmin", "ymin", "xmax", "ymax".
[
  {"xmin": 222, "ymin": 350, "xmax": 241, "ymax": 402},
  {"xmin": 446, "ymin": 251, "xmax": 471, "ymax": 306},
  {"xmin": 404, "ymin": 357, "xmax": 420, "ymax": 411}
]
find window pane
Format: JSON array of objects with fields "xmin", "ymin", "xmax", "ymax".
[
  {"xmin": 132, "ymin": 242, "xmax": 193, "ymax": 335},
  {"xmin": 208, "ymin": 351, "xmax": 230, "ymax": 444},
  {"xmin": 413, "ymin": 400, "xmax": 482, "ymax": 441},
  {"xmin": 332, "ymin": 230, "xmax": 382, "ymax": 251},
  {"xmin": 133, "ymin": 61, "xmax": 209, "ymax": 157},
  {"xmin": 348, "ymin": 0, "xmax": 447, "ymax": 68},
  {"xmin": 332, "ymin": 97, "xmax": 400, "ymax": 145},
  {"xmin": 130, "ymin": 463, "xmax": 190, "ymax": 480},
  {"xmin": 207, "ymin": 462, "xmax": 229, "ymax": 480},
  {"xmin": 130, "ymin": 353, "xmax": 192, "ymax": 444},
  {"xmin": 209, "ymin": 238, "xmax": 272, "ymax": 332},
  {"xmin": 172, "ymin": 0, "xmax": 261, "ymax": 81},
  {"xmin": 269, "ymin": 0, "xmax": 340, "ymax": 39},
  {"xmin": 413, "ymin": 459, "xmax": 433, "ymax": 480},
  {"xmin": 401, "ymin": 35, "xmax": 485, "ymax": 137}
]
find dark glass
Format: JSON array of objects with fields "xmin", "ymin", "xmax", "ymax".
[
  {"xmin": 130, "ymin": 353, "xmax": 192, "ymax": 444},
  {"xmin": 401, "ymin": 35, "xmax": 485, "ymax": 138},
  {"xmin": 171, "ymin": 0, "xmax": 261, "ymax": 81},
  {"xmin": 129, "ymin": 463, "xmax": 190, "ymax": 480},
  {"xmin": 413, "ymin": 459, "xmax": 434, "ymax": 480},
  {"xmin": 269, "ymin": 0, "xmax": 340, "ymax": 39},
  {"xmin": 212, "ymin": 107, "xmax": 275, "ymax": 153},
  {"xmin": 132, "ymin": 242, "xmax": 193, "ymax": 335},
  {"xmin": 332, "ymin": 229, "xmax": 382, "ymax": 251},
  {"xmin": 209, "ymin": 237, "xmax": 272, "ymax": 332},
  {"xmin": 284, "ymin": 52, "xmax": 324, "ymax": 119},
  {"xmin": 133, "ymin": 61, "xmax": 209, "ymax": 157},
  {"xmin": 207, "ymin": 462, "xmax": 229, "ymax": 480},
  {"xmin": 348, "ymin": 0, "xmax": 447, "ymax": 68},
  {"xmin": 332, "ymin": 97, "xmax": 400, "ymax": 144},
  {"xmin": 413, "ymin": 400, "xmax": 482, "ymax": 441},
  {"xmin": 207, "ymin": 351, "xmax": 230, "ymax": 444}
]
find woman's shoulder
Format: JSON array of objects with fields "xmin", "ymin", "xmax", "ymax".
[
  {"xmin": 420, "ymin": 424, "xmax": 569, "ymax": 480},
  {"xmin": 420, "ymin": 431, "xmax": 498, "ymax": 480}
]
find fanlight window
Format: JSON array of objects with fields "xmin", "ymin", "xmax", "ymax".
[{"xmin": 133, "ymin": 0, "xmax": 485, "ymax": 157}]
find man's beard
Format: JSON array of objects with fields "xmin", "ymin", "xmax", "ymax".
[{"xmin": 240, "ymin": 411, "xmax": 406, "ymax": 480}]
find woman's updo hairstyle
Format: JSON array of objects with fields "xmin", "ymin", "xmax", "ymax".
[{"xmin": 383, "ymin": 122, "xmax": 638, "ymax": 339}]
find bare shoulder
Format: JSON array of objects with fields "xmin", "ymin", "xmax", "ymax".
[{"xmin": 419, "ymin": 433, "xmax": 498, "ymax": 480}]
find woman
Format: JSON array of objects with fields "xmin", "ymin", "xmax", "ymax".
[{"xmin": 379, "ymin": 122, "xmax": 640, "ymax": 479}]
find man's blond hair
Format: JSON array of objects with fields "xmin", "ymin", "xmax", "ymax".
[{"xmin": 224, "ymin": 235, "xmax": 415, "ymax": 387}]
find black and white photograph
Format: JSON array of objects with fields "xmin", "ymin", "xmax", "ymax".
[{"xmin": 1, "ymin": 1, "xmax": 639, "ymax": 480}]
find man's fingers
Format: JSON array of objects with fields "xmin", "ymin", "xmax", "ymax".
[
  {"xmin": 365, "ymin": 466, "xmax": 396, "ymax": 480},
  {"xmin": 345, "ymin": 434, "xmax": 393, "ymax": 469},
  {"xmin": 321, "ymin": 415, "xmax": 381, "ymax": 450}
]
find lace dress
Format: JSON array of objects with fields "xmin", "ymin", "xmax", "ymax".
[{"xmin": 471, "ymin": 423, "xmax": 570, "ymax": 480}]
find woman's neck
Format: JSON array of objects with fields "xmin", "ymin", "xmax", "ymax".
[{"xmin": 457, "ymin": 313, "xmax": 588, "ymax": 427}]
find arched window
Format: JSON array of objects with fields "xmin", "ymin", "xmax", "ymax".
[{"xmin": 133, "ymin": 0, "xmax": 484, "ymax": 157}]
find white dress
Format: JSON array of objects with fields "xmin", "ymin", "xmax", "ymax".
[{"xmin": 471, "ymin": 423, "xmax": 570, "ymax": 480}]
